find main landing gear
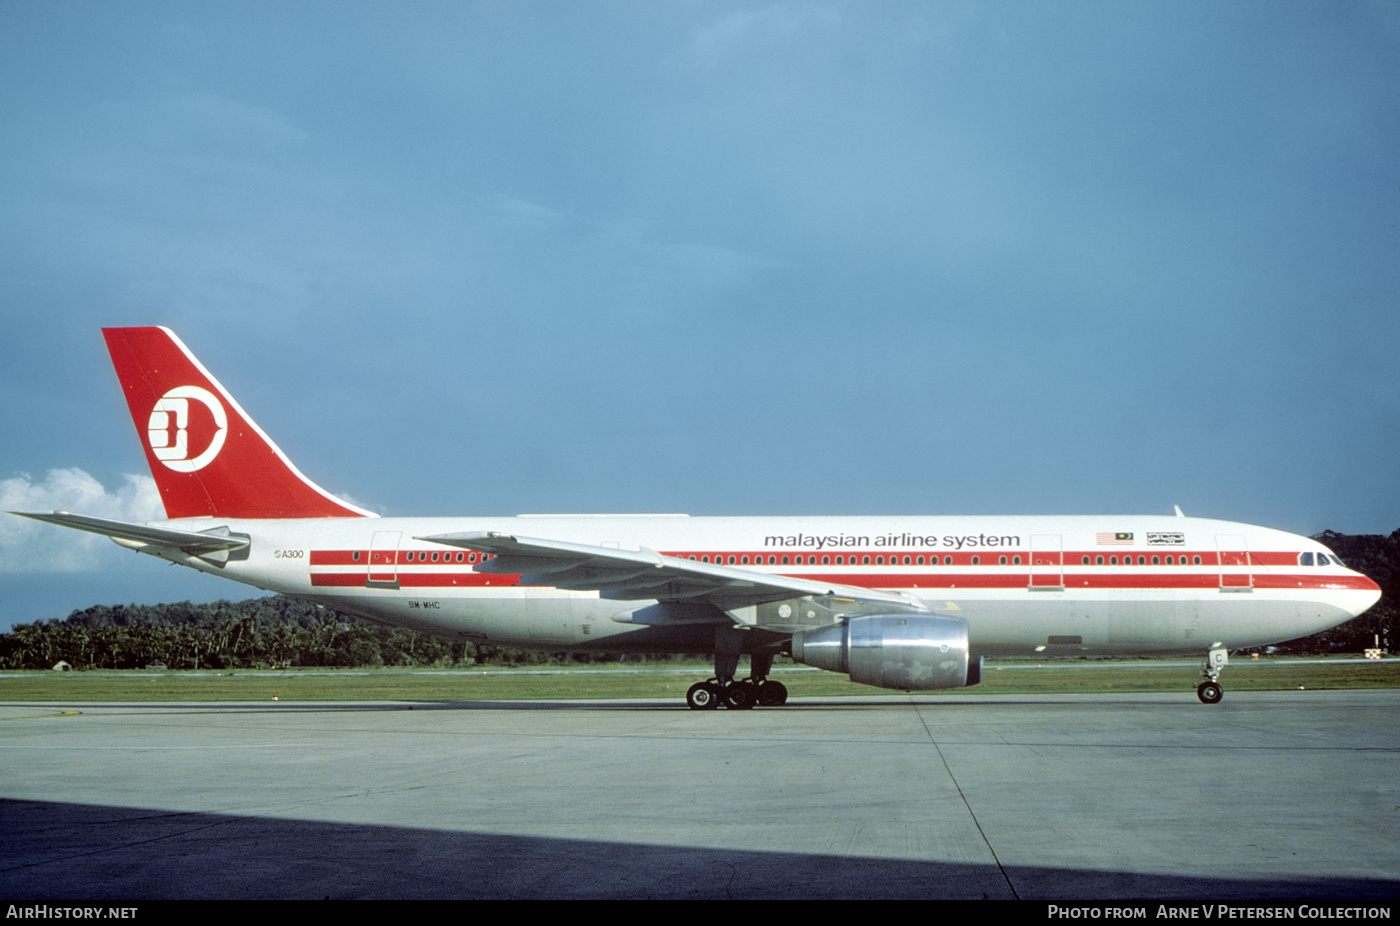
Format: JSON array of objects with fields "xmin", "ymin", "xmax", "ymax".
[
  {"xmin": 1197, "ymin": 647, "xmax": 1228, "ymax": 704},
  {"xmin": 685, "ymin": 634, "xmax": 789, "ymax": 710},
  {"xmin": 685, "ymin": 677, "xmax": 788, "ymax": 710}
]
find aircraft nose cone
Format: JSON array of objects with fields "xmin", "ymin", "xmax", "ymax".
[{"xmin": 1346, "ymin": 573, "xmax": 1383, "ymax": 617}]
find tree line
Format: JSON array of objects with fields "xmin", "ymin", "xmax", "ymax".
[
  {"xmin": 0, "ymin": 596, "xmax": 634, "ymax": 671},
  {"xmin": 2, "ymin": 530, "xmax": 1395, "ymax": 671}
]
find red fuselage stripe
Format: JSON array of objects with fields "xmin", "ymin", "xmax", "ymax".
[
  {"xmin": 308, "ymin": 549, "xmax": 1303, "ymax": 567},
  {"xmin": 306, "ymin": 549, "xmax": 1373, "ymax": 592}
]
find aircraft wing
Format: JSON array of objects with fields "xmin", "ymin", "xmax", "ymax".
[
  {"xmin": 417, "ymin": 530, "xmax": 925, "ymax": 614},
  {"xmin": 11, "ymin": 511, "xmax": 249, "ymax": 561}
]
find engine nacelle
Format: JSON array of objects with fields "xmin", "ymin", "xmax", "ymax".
[{"xmin": 789, "ymin": 614, "xmax": 979, "ymax": 691}]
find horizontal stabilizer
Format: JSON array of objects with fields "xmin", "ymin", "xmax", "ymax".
[{"xmin": 11, "ymin": 511, "xmax": 250, "ymax": 557}]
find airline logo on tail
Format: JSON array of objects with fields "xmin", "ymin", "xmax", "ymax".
[
  {"xmin": 102, "ymin": 326, "xmax": 374, "ymax": 520},
  {"xmin": 148, "ymin": 386, "xmax": 227, "ymax": 472}
]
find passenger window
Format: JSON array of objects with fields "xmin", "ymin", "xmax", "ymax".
[
  {"xmin": 822, "ymin": 556, "xmax": 830, "ymax": 565},
  {"xmin": 999, "ymin": 556, "xmax": 1007, "ymax": 565},
  {"xmin": 971, "ymin": 556, "xmax": 980, "ymax": 565}
]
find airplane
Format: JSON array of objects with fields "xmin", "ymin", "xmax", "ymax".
[{"xmin": 12, "ymin": 327, "xmax": 1382, "ymax": 708}]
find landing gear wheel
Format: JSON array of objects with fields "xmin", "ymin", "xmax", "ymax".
[
  {"xmin": 687, "ymin": 681, "xmax": 722, "ymax": 710},
  {"xmin": 1197, "ymin": 681, "xmax": 1224, "ymax": 704},
  {"xmin": 757, "ymin": 680, "xmax": 788, "ymax": 707},
  {"xmin": 725, "ymin": 681, "xmax": 757, "ymax": 710}
]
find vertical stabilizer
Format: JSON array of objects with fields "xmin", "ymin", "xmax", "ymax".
[{"xmin": 102, "ymin": 327, "xmax": 374, "ymax": 519}]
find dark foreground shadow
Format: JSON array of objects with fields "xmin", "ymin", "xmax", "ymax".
[{"xmin": 2, "ymin": 798, "xmax": 1394, "ymax": 901}]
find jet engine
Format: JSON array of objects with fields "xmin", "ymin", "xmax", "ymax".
[{"xmin": 789, "ymin": 614, "xmax": 980, "ymax": 691}]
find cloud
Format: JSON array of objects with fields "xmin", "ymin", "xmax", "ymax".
[{"xmin": 1, "ymin": 469, "xmax": 163, "ymax": 573}]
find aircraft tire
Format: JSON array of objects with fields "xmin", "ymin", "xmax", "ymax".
[
  {"xmin": 1197, "ymin": 681, "xmax": 1224, "ymax": 704},
  {"xmin": 687, "ymin": 681, "xmax": 722, "ymax": 710},
  {"xmin": 725, "ymin": 681, "xmax": 757, "ymax": 710},
  {"xmin": 757, "ymin": 680, "xmax": 788, "ymax": 706}
]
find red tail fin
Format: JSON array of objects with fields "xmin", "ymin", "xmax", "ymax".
[{"xmin": 103, "ymin": 327, "xmax": 373, "ymax": 519}]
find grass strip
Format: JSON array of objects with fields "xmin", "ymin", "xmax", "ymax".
[{"xmin": 0, "ymin": 657, "xmax": 1395, "ymax": 702}]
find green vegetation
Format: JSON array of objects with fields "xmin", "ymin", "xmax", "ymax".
[{"xmin": 0, "ymin": 596, "xmax": 658, "ymax": 672}]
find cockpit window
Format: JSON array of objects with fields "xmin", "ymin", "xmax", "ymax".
[{"xmin": 1299, "ymin": 552, "xmax": 1314, "ymax": 566}]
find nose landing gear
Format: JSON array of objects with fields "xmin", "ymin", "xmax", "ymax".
[{"xmin": 1197, "ymin": 648, "xmax": 1228, "ymax": 704}]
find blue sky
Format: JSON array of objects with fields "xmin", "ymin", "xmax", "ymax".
[{"xmin": 3, "ymin": 1, "xmax": 1398, "ymax": 626}]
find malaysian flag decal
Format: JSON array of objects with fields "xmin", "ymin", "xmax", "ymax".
[{"xmin": 1097, "ymin": 532, "xmax": 1133, "ymax": 545}]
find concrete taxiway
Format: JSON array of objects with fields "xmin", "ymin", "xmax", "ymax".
[{"xmin": 2, "ymin": 690, "xmax": 1398, "ymax": 900}]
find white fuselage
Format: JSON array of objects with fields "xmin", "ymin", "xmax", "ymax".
[{"xmin": 149, "ymin": 513, "xmax": 1378, "ymax": 657}]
